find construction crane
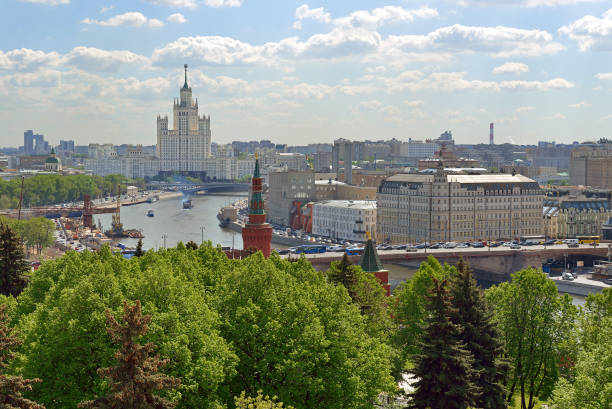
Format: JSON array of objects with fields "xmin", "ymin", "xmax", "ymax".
[{"xmin": 109, "ymin": 184, "xmax": 123, "ymax": 236}]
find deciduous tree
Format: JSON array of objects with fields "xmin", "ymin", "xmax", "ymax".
[
  {"xmin": 234, "ymin": 391, "xmax": 294, "ymax": 409},
  {"xmin": 78, "ymin": 300, "xmax": 180, "ymax": 409}
]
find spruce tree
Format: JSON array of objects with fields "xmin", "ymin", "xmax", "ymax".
[
  {"xmin": 134, "ymin": 239, "xmax": 144, "ymax": 257},
  {"xmin": 409, "ymin": 278, "xmax": 478, "ymax": 409},
  {"xmin": 185, "ymin": 241, "xmax": 198, "ymax": 250},
  {"xmin": 0, "ymin": 223, "xmax": 30, "ymax": 297},
  {"xmin": 327, "ymin": 253, "xmax": 358, "ymax": 300},
  {"xmin": 449, "ymin": 258, "xmax": 509, "ymax": 409},
  {"xmin": 78, "ymin": 300, "xmax": 180, "ymax": 409},
  {"xmin": 0, "ymin": 304, "xmax": 45, "ymax": 409}
]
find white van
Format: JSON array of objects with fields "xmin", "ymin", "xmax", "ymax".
[{"xmin": 565, "ymin": 239, "xmax": 579, "ymax": 245}]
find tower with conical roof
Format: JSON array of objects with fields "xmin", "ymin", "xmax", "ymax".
[
  {"xmin": 359, "ymin": 232, "xmax": 390, "ymax": 295},
  {"xmin": 242, "ymin": 153, "xmax": 272, "ymax": 257}
]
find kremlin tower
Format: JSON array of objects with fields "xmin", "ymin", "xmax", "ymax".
[{"xmin": 242, "ymin": 153, "xmax": 272, "ymax": 257}]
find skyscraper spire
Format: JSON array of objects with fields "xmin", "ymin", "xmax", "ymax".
[{"xmin": 183, "ymin": 63, "xmax": 189, "ymax": 89}]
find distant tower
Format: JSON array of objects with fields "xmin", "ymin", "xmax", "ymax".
[
  {"xmin": 359, "ymin": 232, "xmax": 390, "ymax": 296},
  {"xmin": 489, "ymin": 123, "xmax": 494, "ymax": 145},
  {"xmin": 242, "ymin": 153, "xmax": 272, "ymax": 257}
]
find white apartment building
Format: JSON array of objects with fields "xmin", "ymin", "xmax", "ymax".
[
  {"xmin": 402, "ymin": 140, "xmax": 438, "ymax": 159},
  {"xmin": 312, "ymin": 200, "xmax": 377, "ymax": 242},
  {"xmin": 157, "ymin": 65, "xmax": 211, "ymax": 172},
  {"xmin": 377, "ymin": 167, "xmax": 544, "ymax": 244},
  {"xmin": 203, "ymin": 157, "xmax": 255, "ymax": 180},
  {"xmin": 88, "ymin": 143, "xmax": 115, "ymax": 159}
]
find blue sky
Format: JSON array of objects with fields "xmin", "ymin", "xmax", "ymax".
[{"xmin": 1, "ymin": 0, "xmax": 612, "ymax": 147}]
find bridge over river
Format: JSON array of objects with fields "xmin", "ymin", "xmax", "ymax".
[
  {"xmin": 297, "ymin": 244, "xmax": 611, "ymax": 283},
  {"xmin": 146, "ymin": 182, "xmax": 249, "ymax": 193}
]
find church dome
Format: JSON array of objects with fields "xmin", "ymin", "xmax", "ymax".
[{"xmin": 45, "ymin": 156, "xmax": 60, "ymax": 164}]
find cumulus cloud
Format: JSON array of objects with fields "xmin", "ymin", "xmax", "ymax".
[
  {"xmin": 100, "ymin": 5, "xmax": 115, "ymax": 13},
  {"xmin": 516, "ymin": 106, "xmax": 535, "ymax": 113},
  {"xmin": 404, "ymin": 100, "xmax": 424, "ymax": 107},
  {"xmin": 21, "ymin": 0, "xmax": 69, "ymax": 5},
  {"xmin": 82, "ymin": 12, "xmax": 165, "ymax": 28},
  {"xmin": 65, "ymin": 47, "xmax": 147, "ymax": 71},
  {"xmin": 167, "ymin": 13, "xmax": 187, "ymax": 23},
  {"xmin": 0, "ymin": 48, "xmax": 62, "ymax": 71},
  {"xmin": 358, "ymin": 99, "xmax": 400, "ymax": 116},
  {"xmin": 492, "ymin": 62, "xmax": 529, "ymax": 75},
  {"xmin": 559, "ymin": 8, "xmax": 612, "ymax": 51},
  {"xmin": 596, "ymin": 72, "xmax": 612, "ymax": 80},
  {"xmin": 454, "ymin": 0, "xmax": 603, "ymax": 7},
  {"xmin": 545, "ymin": 113, "xmax": 567, "ymax": 119},
  {"xmin": 143, "ymin": 0, "xmax": 197, "ymax": 8},
  {"xmin": 205, "ymin": 0, "xmax": 243, "ymax": 7},
  {"xmin": 385, "ymin": 24, "xmax": 564, "ymax": 58},
  {"xmin": 295, "ymin": 4, "xmax": 331, "ymax": 24},
  {"xmin": 569, "ymin": 101, "xmax": 592, "ymax": 108}
]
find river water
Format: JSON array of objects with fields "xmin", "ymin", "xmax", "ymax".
[{"xmin": 97, "ymin": 193, "xmax": 246, "ymax": 250}]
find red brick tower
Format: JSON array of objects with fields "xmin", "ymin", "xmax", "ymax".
[{"xmin": 242, "ymin": 154, "xmax": 272, "ymax": 257}]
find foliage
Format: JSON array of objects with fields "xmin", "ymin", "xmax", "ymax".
[
  {"xmin": 548, "ymin": 318, "xmax": 612, "ymax": 409},
  {"xmin": 409, "ymin": 278, "xmax": 478, "ymax": 409},
  {"xmin": 0, "ymin": 217, "xmax": 55, "ymax": 256},
  {"xmin": 449, "ymin": 259, "xmax": 509, "ymax": 409},
  {"xmin": 326, "ymin": 253, "xmax": 391, "ymax": 338},
  {"xmin": 15, "ymin": 245, "xmax": 236, "ymax": 409},
  {"xmin": 391, "ymin": 256, "xmax": 453, "ymax": 378},
  {"xmin": 486, "ymin": 268, "xmax": 578, "ymax": 409},
  {"xmin": 216, "ymin": 253, "xmax": 395, "ymax": 409},
  {"xmin": 0, "ymin": 304, "xmax": 44, "ymax": 409},
  {"xmin": 0, "ymin": 174, "xmax": 134, "ymax": 208},
  {"xmin": 78, "ymin": 300, "xmax": 180, "ymax": 409},
  {"xmin": 184, "ymin": 241, "xmax": 198, "ymax": 251},
  {"xmin": 234, "ymin": 391, "xmax": 294, "ymax": 409},
  {"xmin": 0, "ymin": 223, "xmax": 30, "ymax": 297}
]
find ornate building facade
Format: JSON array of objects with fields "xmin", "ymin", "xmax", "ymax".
[
  {"xmin": 242, "ymin": 155, "xmax": 272, "ymax": 257},
  {"xmin": 157, "ymin": 64, "xmax": 211, "ymax": 173}
]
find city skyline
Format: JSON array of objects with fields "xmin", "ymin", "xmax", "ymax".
[{"xmin": 1, "ymin": 1, "xmax": 612, "ymax": 146}]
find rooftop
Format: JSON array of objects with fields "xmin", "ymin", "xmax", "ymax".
[{"xmin": 314, "ymin": 200, "xmax": 376, "ymax": 210}]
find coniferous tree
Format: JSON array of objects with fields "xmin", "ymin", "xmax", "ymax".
[
  {"xmin": 134, "ymin": 239, "xmax": 144, "ymax": 257},
  {"xmin": 327, "ymin": 253, "xmax": 358, "ymax": 300},
  {"xmin": 0, "ymin": 304, "xmax": 44, "ymax": 409},
  {"xmin": 449, "ymin": 258, "xmax": 509, "ymax": 409},
  {"xmin": 409, "ymin": 278, "xmax": 478, "ymax": 409},
  {"xmin": 0, "ymin": 223, "xmax": 30, "ymax": 297},
  {"xmin": 78, "ymin": 300, "xmax": 180, "ymax": 409}
]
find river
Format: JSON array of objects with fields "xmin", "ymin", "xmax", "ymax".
[{"xmin": 97, "ymin": 193, "xmax": 246, "ymax": 250}]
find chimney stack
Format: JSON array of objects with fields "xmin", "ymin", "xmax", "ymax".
[{"xmin": 489, "ymin": 122, "xmax": 494, "ymax": 145}]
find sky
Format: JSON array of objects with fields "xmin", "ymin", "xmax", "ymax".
[{"xmin": 1, "ymin": 0, "xmax": 612, "ymax": 147}]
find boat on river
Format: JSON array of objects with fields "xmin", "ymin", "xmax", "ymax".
[
  {"xmin": 147, "ymin": 209, "xmax": 154, "ymax": 217},
  {"xmin": 183, "ymin": 199, "xmax": 193, "ymax": 209}
]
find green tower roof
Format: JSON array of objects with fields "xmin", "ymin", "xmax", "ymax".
[
  {"xmin": 253, "ymin": 154, "xmax": 260, "ymax": 179},
  {"xmin": 359, "ymin": 238, "xmax": 384, "ymax": 273}
]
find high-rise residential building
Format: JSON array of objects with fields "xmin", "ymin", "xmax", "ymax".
[
  {"xmin": 58, "ymin": 140, "xmax": 75, "ymax": 153},
  {"xmin": 332, "ymin": 139, "xmax": 354, "ymax": 185},
  {"xmin": 377, "ymin": 166, "xmax": 544, "ymax": 244},
  {"xmin": 23, "ymin": 130, "xmax": 48, "ymax": 155},
  {"xmin": 312, "ymin": 200, "xmax": 376, "ymax": 242},
  {"xmin": 267, "ymin": 169, "xmax": 315, "ymax": 225},
  {"xmin": 157, "ymin": 65, "xmax": 211, "ymax": 173},
  {"xmin": 313, "ymin": 152, "xmax": 332, "ymax": 172},
  {"xmin": 569, "ymin": 144, "xmax": 612, "ymax": 188}
]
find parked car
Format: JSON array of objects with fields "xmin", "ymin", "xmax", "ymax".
[
  {"xmin": 488, "ymin": 242, "xmax": 502, "ymax": 248},
  {"xmin": 471, "ymin": 242, "xmax": 485, "ymax": 248},
  {"xmin": 543, "ymin": 239, "xmax": 556, "ymax": 245},
  {"xmin": 415, "ymin": 243, "xmax": 429, "ymax": 249},
  {"xmin": 562, "ymin": 271, "xmax": 575, "ymax": 281},
  {"xmin": 328, "ymin": 245, "xmax": 345, "ymax": 252},
  {"xmin": 502, "ymin": 242, "xmax": 513, "ymax": 247},
  {"xmin": 568, "ymin": 243, "xmax": 580, "ymax": 248},
  {"xmin": 406, "ymin": 246, "xmax": 418, "ymax": 252},
  {"xmin": 604, "ymin": 277, "xmax": 612, "ymax": 285},
  {"xmin": 429, "ymin": 243, "xmax": 442, "ymax": 249},
  {"xmin": 456, "ymin": 243, "xmax": 469, "ymax": 248},
  {"xmin": 443, "ymin": 242, "xmax": 457, "ymax": 249},
  {"xmin": 510, "ymin": 244, "xmax": 521, "ymax": 249}
]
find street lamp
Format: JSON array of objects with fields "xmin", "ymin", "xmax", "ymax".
[
  {"xmin": 200, "ymin": 226, "xmax": 205, "ymax": 244},
  {"xmin": 161, "ymin": 233, "xmax": 168, "ymax": 249}
]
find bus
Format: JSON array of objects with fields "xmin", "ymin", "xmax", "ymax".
[
  {"xmin": 576, "ymin": 235, "xmax": 600, "ymax": 244},
  {"xmin": 519, "ymin": 235, "xmax": 545, "ymax": 244},
  {"xmin": 295, "ymin": 245, "xmax": 327, "ymax": 254},
  {"xmin": 345, "ymin": 247, "xmax": 364, "ymax": 256}
]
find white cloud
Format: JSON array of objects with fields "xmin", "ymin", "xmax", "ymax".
[
  {"xmin": 167, "ymin": 13, "xmax": 188, "ymax": 24},
  {"xmin": 596, "ymin": 72, "xmax": 612, "ymax": 80},
  {"xmin": 205, "ymin": 0, "xmax": 243, "ymax": 7},
  {"xmin": 100, "ymin": 5, "xmax": 115, "ymax": 13},
  {"xmin": 295, "ymin": 4, "xmax": 331, "ymax": 24},
  {"xmin": 82, "ymin": 12, "xmax": 165, "ymax": 28},
  {"xmin": 333, "ymin": 6, "xmax": 438, "ymax": 29},
  {"xmin": 0, "ymin": 48, "xmax": 62, "ymax": 71},
  {"xmin": 544, "ymin": 113, "xmax": 567, "ymax": 120},
  {"xmin": 358, "ymin": 99, "xmax": 400, "ymax": 116},
  {"xmin": 516, "ymin": 106, "xmax": 535, "ymax": 113},
  {"xmin": 559, "ymin": 8, "xmax": 612, "ymax": 51},
  {"xmin": 492, "ymin": 62, "xmax": 529, "ymax": 75},
  {"xmin": 404, "ymin": 99, "xmax": 425, "ymax": 107},
  {"xmin": 385, "ymin": 24, "xmax": 564, "ymax": 58},
  {"xmin": 21, "ymin": 0, "xmax": 69, "ymax": 5},
  {"xmin": 454, "ymin": 0, "xmax": 603, "ymax": 7},
  {"xmin": 143, "ymin": 0, "xmax": 197, "ymax": 8},
  {"xmin": 65, "ymin": 47, "xmax": 147, "ymax": 71},
  {"xmin": 569, "ymin": 101, "xmax": 592, "ymax": 108}
]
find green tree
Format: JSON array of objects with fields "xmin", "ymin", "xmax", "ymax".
[
  {"xmin": 0, "ymin": 304, "xmax": 45, "ymax": 409},
  {"xmin": 0, "ymin": 223, "xmax": 30, "ymax": 297},
  {"xmin": 391, "ymin": 256, "xmax": 453, "ymax": 378},
  {"xmin": 409, "ymin": 278, "xmax": 478, "ymax": 409},
  {"xmin": 486, "ymin": 268, "xmax": 578, "ymax": 409},
  {"xmin": 134, "ymin": 239, "xmax": 144, "ymax": 257},
  {"xmin": 78, "ymin": 300, "xmax": 180, "ymax": 409},
  {"xmin": 449, "ymin": 259, "xmax": 509, "ymax": 409},
  {"xmin": 16, "ymin": 245, "xmax": 236, "ymax": 409},
  {"xmin": 184, "ymin": 241, "xmax": 198, "ymax": 250},
  {"xmin": 234, "ymin": 391, "xmax": 294, "ymax": 409},
  {"xmin": 549, "ymin": 318, "xmax": 612, "ymax": 409},
  {"xmin": 217, "ymin": 253, "xmax": 394, "ymax": 409}
]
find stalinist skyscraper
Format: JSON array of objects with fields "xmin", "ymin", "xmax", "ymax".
[{"xmin": 157, "ymin": 64, "xmax": 211, "ymax": 174}]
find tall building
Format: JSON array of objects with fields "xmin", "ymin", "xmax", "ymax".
[
  {"xmin": 242, "ymin": 155, "xmax": 272, "ymax": 257},
  {"xmin": 311, "ymin": 200, "xmax": 376, "ymax": 242},
  {"xmin": 377, "ymin": 165, "xmax": 544, "ymax": 244},
  {"xmin": 157, "ymin": 64, "xmax": 211, "ymax": 174},
  {"xmin": 23, "ymin": 130, "xmax": 48, "ymax": 155},
  {"xmin": 489, "ymin": 123, "xmax": 494, "ymax": 145},
  {"xmin": 569, "ymin": 144, "xmax": 612, "ymax": 188},
  {"xmin": 332, "ymin": 139, "xmax": 353, "ymax": 184},
  {"xmin": 267, "ymin": 169, "xmax": 315, "ymax": 225}
]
